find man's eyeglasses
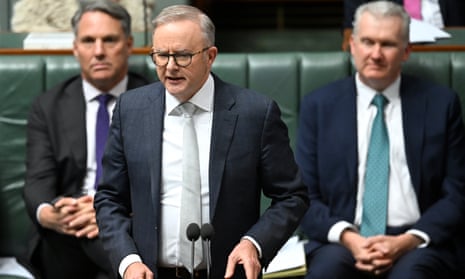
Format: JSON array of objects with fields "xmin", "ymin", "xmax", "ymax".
[{"xmin": 149, "ymin": 47, "xmax": 211, "ymax": 67}]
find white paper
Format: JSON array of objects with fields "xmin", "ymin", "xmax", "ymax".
[
  {"xmin": 409, "ymin": 18, "xmax": 451, "ymax": 43},
  {"xmin": 263, "ymin": 236, "xmax": 306, "ymax": 274},
  {"xmin": 0, "ymin": 257, "xmax": 35, "ymax": 278},
  {"xmin": 23, "ymin": 32, "xmax": 74, "ymax": 49}
]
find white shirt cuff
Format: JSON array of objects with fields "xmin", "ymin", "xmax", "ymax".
[
  {"xmin": 406, "ymin": 229, "xmax": 430, "ymax": 248},
  {"xmin": 36, "ymin": 203, "xmax": 53, "ymax": 225},
  {"xmin": 242, "ymin": 236, "xmax": 262, "ymax": 259},
  {"xmin": 119, "ymin": 254, "xmax": 142, "ymax": 278},
  {"xmin": 328, "ymin": 221, "xmax": 358, "ymax": 243}
]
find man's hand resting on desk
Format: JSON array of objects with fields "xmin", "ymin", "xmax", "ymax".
[
  {"xmin": 38, "ymin": 195, "xmax": 99, "ymax": 239},
  {"xmin": 224, "ymin": 238, "xmax": 262, "ymax": 279}
]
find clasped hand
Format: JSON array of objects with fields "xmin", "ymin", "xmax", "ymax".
[
  {"xmin": 39, "ymin": 195, "xmax": 99, "ymax": 239},
  {"xmin": 342, "ymin": 230, "xmax": 421, "ymax": 275}
]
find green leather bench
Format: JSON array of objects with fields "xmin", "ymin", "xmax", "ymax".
[{"xmin": 1, "ymin": 51, "xmax": 465, "ymax": 278}]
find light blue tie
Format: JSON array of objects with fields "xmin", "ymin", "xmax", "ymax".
[{"xmin": 360, "ymin": 94, "xmax": 389, "ymax": 237}]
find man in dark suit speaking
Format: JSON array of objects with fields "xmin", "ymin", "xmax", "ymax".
[
  {"xmin": 297, "ymin": 1, "xmax": 465, "ymax": 278},
  {"xmin": 94, "ymin": 4, "xmax": 309, "ymax": 279}
]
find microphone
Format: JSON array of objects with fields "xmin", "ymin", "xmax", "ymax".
[
  {"xmin": 186, "ymin": 223, "xmax": 201, "ymax": 279},
  {"xmin": 200, "ymin": 223, "xmax": 215, "ymax": 279}
]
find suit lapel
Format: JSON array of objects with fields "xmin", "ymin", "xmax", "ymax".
[
  {"xmin": 400, "ymin": 76, "xmax": 425, "ymax": 194},
  {"xmin": 146, "ymin": 85, "xmax": 165, "ymax": 218},
  {"xmin": 59, "ymin": 79, "xmax": 87, "ymax": 170},
  {"xmin": 208, "ymin": 81, "xmax": 237, "ymax": 221},
  {"xmin": 336, "ymin": 78, "xmax": 359, "ymax": 194}
]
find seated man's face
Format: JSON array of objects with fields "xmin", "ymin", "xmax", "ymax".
[
  {"xmin": 73, "ymin": 11, "xmax": 133, "ymax": 91},
  {"xmin": 349, "ymin": 12, "xmax": 410, "ymax": 92}
]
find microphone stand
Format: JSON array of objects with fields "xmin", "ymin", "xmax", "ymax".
[
  {"xmin": 200, "ymin": 223, "xmax": 215, "ymax": 279},
  {"xmin": 206, "ymin": 238, "xmax": 211, "ymax": 279},
  {"xmin": 186, "ymin": 223, "xmax": 200, "ymax": 279},
  {"xmin": 190, "ymin": 240, "xmax": 195, "ymax": 279}
]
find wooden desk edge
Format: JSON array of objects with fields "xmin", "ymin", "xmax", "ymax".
[{"xmin": 0, "ymin": 47, "xmax": 152, "ymax": 55}]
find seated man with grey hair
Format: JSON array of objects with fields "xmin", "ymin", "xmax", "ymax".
[{"xmin": 296, "ymin": 1, "xmax": 465, "ymax": 278}]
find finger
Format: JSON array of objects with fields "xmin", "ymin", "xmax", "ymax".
[
  {"xmin": 75, "ymin": 224, "xmax": 99, "ymax": 238},
  {"xmin": 355, "ymin": 261, "xmax": 376, "ymax": 273},
  {"xmin": 375, "ymin": 263, "xmax": 393, "ymax": 275},
  {"xmin": 242, "ymin": 258, "xmax": 261, "ymax": 279},
  {"xmin": 224, "ymin": 254, "xmax": 239, "ymax": 278},
  {"xmin": 76, "ymin": 194, "xmax": 93, "ymax": 203},
  {"xmin": 68, "ymin": 211, "xmax": 95, "ymax": 228},
  {"xmin": 54, "ymin": 197, "xmax": 78, "ymax": 209}
]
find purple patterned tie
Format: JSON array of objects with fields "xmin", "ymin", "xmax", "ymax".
[{"xmin": 95, "ymin": 94, "xmax": 112, "ymax": 189}]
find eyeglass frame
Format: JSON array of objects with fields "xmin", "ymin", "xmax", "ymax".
[{"xmin": 148, "ymin": 46, "xmax": 211, "ymax": 67}]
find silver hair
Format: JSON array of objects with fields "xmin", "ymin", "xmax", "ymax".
[
  {"xmin": 152, "ymin": 5, "xmax": 215, "ymax": 47},
  {"xmin": 353, "ymin": 0, "xmax": 410, "ymax": 45}
]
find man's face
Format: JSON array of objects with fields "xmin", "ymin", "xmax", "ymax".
[
  {"xmin": 73, "ymin": 11, "xmax": 133, "ymax": 91},
  {"xmin": 151, "ymin": 19, "xmax": 217, "ymax": 103},
  {"xmin": 349, "ymin": 12, "xmax": 410, "ymax": 91}
]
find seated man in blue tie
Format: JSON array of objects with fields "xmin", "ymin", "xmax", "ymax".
[
  {"xmin": 296, "ymin": 1, "xmax": 465, "ymax": 278},
  {"xmin": 22, "ymin": 1, "xmax": 149, "ymax": 279}
]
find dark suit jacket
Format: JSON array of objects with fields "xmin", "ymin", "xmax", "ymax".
[
  {"xmin": 94, "ymin": 74, "xmax": 309, "ymax": 279},
  {"xmin": 23, "ymin": 72, "xmax": 149, "ymax": 266},
  {"xmin": 295, "ymin": 74, "xmax": 465, "ymax": 267},
  {"xmin": 344, "ymin": 0, "xmax": 465, "ymax": 28}
]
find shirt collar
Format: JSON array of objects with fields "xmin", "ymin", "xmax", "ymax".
[
  {"xmin": 355, "ymin": 73, "xmax": 401, "ymax": 109},
  {"xmin": 83, "ymin": 75, "xmax": 129, "ymax": 102},
  {"xmin": 166, "ymin": 74, "xmax": 215, "ymax": 114}
]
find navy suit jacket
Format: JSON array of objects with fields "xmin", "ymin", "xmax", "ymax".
[
  {"xmin": 344, "ymin": 0, "xmax": 465, "ymax": 28},
  {"xmin": 94, "ymin": 74, "xmax": 309, "ymax": 279},
  {"xmin": 296, "ymin": 74, "xmax": 465, "ymax": 262}
]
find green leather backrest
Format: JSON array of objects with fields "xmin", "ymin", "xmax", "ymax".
[
  {"xmin": 212, "ymin": 53, "xmax": 248, "ymax": 87},
  {"xmin": 0, "ymin": 56, "xmax": 42, "ymax": 257},
  {"xmin": 403, "ymin": 52, "xmax": 451, "ymax": 86},
  {"xmin": 299, "ymin": 51, "xmax": 352, "ymax": 101},
  {"xmin": 248, "ymin": 53, "xmax": 300, "ymax": 150}
]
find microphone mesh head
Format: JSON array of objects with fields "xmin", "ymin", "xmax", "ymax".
[
  {"xmin": 186, "ymin": 223, "xmax": 201, "ymax": 241},
  {"xmin": 200, "ymin": 223, "xmax": 215, "ymax": 240}
]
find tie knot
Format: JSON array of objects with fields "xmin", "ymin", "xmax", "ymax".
[
  {"xmin": 372, "ymin": 94, "xmax": 388, "ymax": 109},
  {"xmin": 97, "ymin": 94, "xmax": 113, "ymax": 105},
  {"xmin": 180, "ymin": 102, "xmax": 197, "ymax": 118}
]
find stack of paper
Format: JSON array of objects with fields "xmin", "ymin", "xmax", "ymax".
[
  {"xmin": 409, "ymin": 18, "xmax": 451, "ymax": 43},
  {"xmin": 263, "ymin": 236, "xmax": 307, "ymax": 279},
  {"xmin": 0, "ymin": 257, "xmax": 34, "ymax": 278},
  {"xmin": 23, "ymin": 32, "xmax": 74, "ymax": 49}
]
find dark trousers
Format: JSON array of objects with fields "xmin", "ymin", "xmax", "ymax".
[
  {"xmin": 33, "ymin": 230, "xmax": 113, "ymax": 279},
  {"xmin": 304, "ymin": 243, "xmax": 457, "ymax": 279}
]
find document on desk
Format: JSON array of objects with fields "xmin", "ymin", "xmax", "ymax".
[
  {"xmin": 23, "ymin": 32, "xmax": 74, "ymax": 49},
  {"xmin": 409, "ymin": 18, "xmax": 451, "ymax": 43},
  {"xmin": 262, "ymin": 236, "xmax": 307, "ymax": 279}
]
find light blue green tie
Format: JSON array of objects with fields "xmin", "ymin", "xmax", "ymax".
[{"xmin": 360, "ymin": 94, "xmax": 389, "ymax": 237}]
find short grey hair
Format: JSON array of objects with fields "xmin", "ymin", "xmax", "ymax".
[
  {"xmin": 71, "ymin": 0, "xmax": 132, "ymax": 37},
  {"xmin": 152, "ymin": 5, "xmax": 215, "ymax": 47},
  {"xmin": 353, "ymin": 0, "xmax": 410, "ymax": 44}
]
